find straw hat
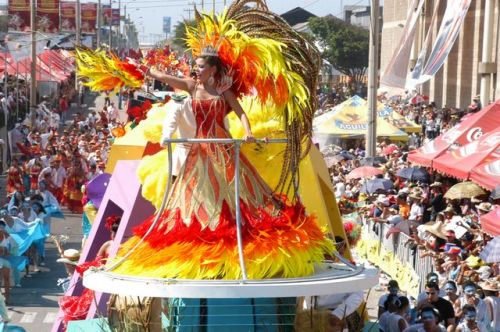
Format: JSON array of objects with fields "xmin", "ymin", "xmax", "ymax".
[
  {"xmin": 479, "ymin": 279, "xmax": 499, "ymax": 292},
  {"xmin": 56, "ymin": 249, "xmax": 80, "ymax": 265},
  {"xmin": 421, "ymin": 221, "xmax": 447, "ymax": 240},
  {"xmin": 476, "ymin": 202, "xmax": 493, "ymax": 212},
  {"xmin": 471, "ymin": 196, "xmax": 482, "ymax": 204},
  {"xmin": 409, "ymin": 192, "xmax": 423, "ymax": 200}
]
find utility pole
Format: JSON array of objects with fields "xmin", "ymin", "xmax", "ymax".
[
  {"xmin": 366, "ymin": 0, "xmax": 379, "ymax": 157},
  {"xmin": 109, "ymin": 0, "xmax": 112, "ymax": 50},
  {"xmin": 212, "ymin": 0, "xmax": 215, "ymax": 13},
  {"xmin": 201, "ymin": 0, "xmax": 204, "ymax": 10},
  {"xmin": 30, "ymin": 0, "xmax": 36, "ymax": 125},
  {"xmin": 75, "ymin": 0, "xmax": 81, "ymax": 106},
  {"xmin": 184, "ymin": 1, "xmax": 195, "ymax": 20},
  {"xmin": 97, "ymin": 0, "xmax": 101, "ymax": 47}
]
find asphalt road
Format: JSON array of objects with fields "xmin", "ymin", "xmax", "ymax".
[{"xmin": 7, "ymin": 209, "xmax": 83, "ymax": 331}]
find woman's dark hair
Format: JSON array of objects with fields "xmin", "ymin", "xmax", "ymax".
[
  {"xmin": 419, "ymin": 305, "xmax": 440, "ymax": 322},
  {"xmin": 398, "ymin": 296, "xmax": 409, "ymax": 309},
  {"xmin": 198, "ymin": 55, "xmax": 223, "ymax": 77},
  {"xmin": 384, "ymin": 294, "xmax": 401, "ymax": 310}
]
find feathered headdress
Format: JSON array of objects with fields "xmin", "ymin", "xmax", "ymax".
[
  {"xmin": 187, "ymin": 0, "xmax": 321, "ymax": 199},
  {"xmin": 75, "ymin": 47, "xmax": 144, "ymax": 92}
]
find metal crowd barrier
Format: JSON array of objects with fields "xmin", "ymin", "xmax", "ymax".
[{"xmin": 361, "ymin": 218, "xmax": 434, "ymax": 293}]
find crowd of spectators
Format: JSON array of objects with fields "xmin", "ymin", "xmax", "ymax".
[
  {"xmin": 324, "ymin": 140, "xmax": 497, "ymax": 331},
  {"xmin": 0, "ymin": 89, "xmax": 121, "ymax": 318}
]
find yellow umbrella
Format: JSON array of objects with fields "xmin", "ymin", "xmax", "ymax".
[
  {"xmin": 444, "ymin": 181, "xmax": 487, "ymax": 200},
  {"xmin": 314, "ymin": 96, "xmax": 408, "ymax": 141}
]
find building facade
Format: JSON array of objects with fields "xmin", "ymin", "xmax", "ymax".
[{"xmin": 381, "ymin": 0, "xmax": 500, "ymax": 109}]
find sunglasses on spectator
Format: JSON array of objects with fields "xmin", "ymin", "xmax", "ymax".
[{"xmin": 425, "ymin": 291, "xmax": 437, "ymax": 295}]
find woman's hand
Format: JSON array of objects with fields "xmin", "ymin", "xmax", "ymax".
[{"xmin": 243, "ymin": 133, "xmax": 255, "ymax": 143}]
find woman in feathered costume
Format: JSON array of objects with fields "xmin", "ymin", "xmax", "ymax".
[{"xmin": 78, "ymin": 0, "xmax": 332, "ymax": 280}]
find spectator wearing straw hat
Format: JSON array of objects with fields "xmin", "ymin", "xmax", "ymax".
[{"xmin": 479, "ymin": 279, "xmax": 499, "ymax": 331}]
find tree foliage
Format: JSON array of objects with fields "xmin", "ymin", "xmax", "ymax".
[
  {"xmin": 308, "ymin": 15, "xmax": 369, "ymax": 84},
  {"xmin": 172, "ymin": 19, "xmax": 196, "ymax": 50}
]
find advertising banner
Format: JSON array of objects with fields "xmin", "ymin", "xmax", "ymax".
[
  {"xmin": 8, "ymin": 0, "xmax": 30, "ymax": 32},
  {"xmin": 102, "ymin": 4, "xmax": 111, "ymax": 25},
  {"xmin": 81, "ymin": 3, "xmax": 97, "ymax": 34},
  {"xmin": 411, "ymin": 0, "xmax": 472, "ymax": 86},
  {"xmin": 60, "ymin": 1, "xmax": 76, "ymax": 32},
  {"xmin": 111, "ymin": 8, "xmax": 120, "ymax": 26},
  {"xmin": 37, "ymin": 0, "xmax": 60, "ymax": 33},
  {"xmin": 380, "ymin": 0, "xmax": 424, "ymax": 89}
]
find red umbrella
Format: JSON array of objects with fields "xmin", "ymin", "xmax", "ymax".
[
  {"xmin": 383, "ymin": 145, "xmax": 399, "ymax": 155},
  {"xmin": 410, "ymin": 94, "xmax": 429, "ymax": 104},
  {"xmin": 481, "ymin": 206, "xmax": 500, "ymax": 237},
  {"xmin": 346, "ymin": 166, "xmax": 383, "ymax": 180}
]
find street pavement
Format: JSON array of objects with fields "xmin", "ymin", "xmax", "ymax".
[{"xmin": 7, "ymin": 209, "xmax": 83, "ymax": 331}]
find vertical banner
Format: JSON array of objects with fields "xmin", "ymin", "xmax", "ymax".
[
  {"xmin": 81, "ymin": 3, "xmax": 97, "ymax": 34},
  {"xmin": 60, "ymin": 1, "xmax": 76, "ymax": 32},
  {"xmin": 8, "ymin": 0, "xmax": 30, "ymax": 32},
  {"xmin": 37, "ymin": 0, "xmax": 60, "ymax": 33},
  {"xmin": 111, "ymin": 8, "xmax": 120, "ymax": 26},
  {"xmin": 380, "ymin": 0, "xmax": 424, "ymax": 89},
  {"xmin": 412, "ymin": 0, "xmax": 472, "ymax": 85},
  {"xmin": 102, "ymin": 4, "xmax": 112, "ymax": 26}
]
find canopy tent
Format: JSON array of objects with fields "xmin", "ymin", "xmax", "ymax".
[
  {"xmin": 432, "ymin": 130, "xmax": 500, "ymax": 179},
  {"xmin": 480, "ymin": 206, "xmax": 500, "ymax": 237},
  {"xmin": 470, "ymin": 159, "xmax": 500, "ymax": 190},
  {"xmin": 315, "ymin": 96, "xmax": 420, "ymax": 134},
  {"xmin": 408, "ymin": 100, "xmax": 500, "ymax": 166},
  {"xmin": 0, "ymin": 50, "xmax": 71, "ymax": 82},
  {"xmin": 313, "ymin": 96, "xmax": 408, "ymax": 141},
  {"xmin": 378, "ymin": 106, "xmax": 421, "ymax": 133}
]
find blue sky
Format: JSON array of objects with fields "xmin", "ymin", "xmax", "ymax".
[{"xmin": 121, "ymin": 0, "xmax": 370, "ymax": 43}]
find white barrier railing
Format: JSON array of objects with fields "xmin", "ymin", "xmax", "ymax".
[{"xmin": 361, "ymin": 218, "xmax": 434, "ymax": 293}]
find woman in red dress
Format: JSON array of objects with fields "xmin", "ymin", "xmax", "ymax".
[
  {"xmin": 29, "ymin": 157, "xmax": 43, "ymax": 191},
  {"xmin": 7, "ymin": 158, "xmax": 25, "ymax": 195},
  {"xmin": 64, "ymin": 157, "xmax": 85, "ymax": 213},
  {"xmin": 112, "ymin": 54, "xmax": 331, "ymax": 279}
]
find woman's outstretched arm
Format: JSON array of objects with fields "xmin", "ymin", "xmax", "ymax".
[{"xmin": 146, "ymin": 68, "xmax": 196, "ymax": 93}]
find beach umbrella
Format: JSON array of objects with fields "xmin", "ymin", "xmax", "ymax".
[
  {"xmin": 382, "ymin": 145, "xmax": 399, "ymax": 155},
  {"xmin": 410, "ymin": 94, "xmax": 429, "ymax": 104},
  {"xmin": 480, "ymin": 237, "xmax": 500, "ymax": 263},
  {"xmin": 490, "ymin": 185, "xmax": 500, "ymax": 200},
  {"xmin": 396, "ymin": 167, "xmax": 429, "ymax": 182},
  {"xmin": 444, "ymin": 181, "xmax": 486, "ymax": 200},
  {"xmin": 361, "ymin": 156, "xmax": 387, "ymax": 167},
  {"xmin": 339, "ymin": 151, "xmax": 355, "ymax": 160},
  {"xmin": 346, "ymin": 166, "xmax": 383, "ymax": 180},
  {"xmin": 360, "ymin": 178, "xmax": 393, "ymax": 194}
]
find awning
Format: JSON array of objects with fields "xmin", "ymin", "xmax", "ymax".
[
  {"xmin": 408, "ymin": 100, "xmax": 500, "ymax": 166},
  {"xmin": 480, "ymin": 206, "xmax": 500, "ymax": 237},
  {"xmin": 432, "ymin": 130, "xmax": 500, "ymax": 179},
  {"xmin": 470, "ymin": 159, "xmax": 500, "ymax": 190}
]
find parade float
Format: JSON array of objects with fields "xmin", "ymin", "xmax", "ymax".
[{"xmin": 52, "ymin": 1, "xmax": 378, "ymax": 331}]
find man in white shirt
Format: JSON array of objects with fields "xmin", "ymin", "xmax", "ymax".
[
  {"xmin": 107, "ymin": 102, "xmax": 119, "ymax": 122},
  {"xmin": 51, "ymin": 159, "xmax": 67, "ymax": 201}
]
